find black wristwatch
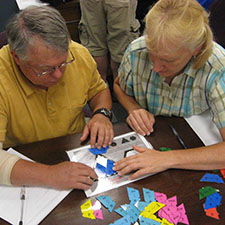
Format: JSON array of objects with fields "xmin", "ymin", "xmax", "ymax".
[{"xmin": 92, "ymin": 108, "xmax": 112, "ymax": 121}]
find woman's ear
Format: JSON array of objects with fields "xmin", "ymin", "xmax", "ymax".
[{"xmin": 193, "ymin": 45, "xmax": 203, "ymax": 56}]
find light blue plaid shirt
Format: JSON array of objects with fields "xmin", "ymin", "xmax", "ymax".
[{"xmin": 118, "ymin": 36, "xmax": 225, "ymax": 129}]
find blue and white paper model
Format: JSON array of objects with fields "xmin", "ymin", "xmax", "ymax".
[{"xmin": 67, "ymin": 132, "xmax": 153, "ymax": 197}]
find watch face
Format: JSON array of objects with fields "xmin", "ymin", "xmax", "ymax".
[
  {"xmin": 102, "ymin": 109, "xmax": 111, "ymax": 117},
  {"xmin": 93, "ymin": 108, "xmax": 112, "ymax": 120}
]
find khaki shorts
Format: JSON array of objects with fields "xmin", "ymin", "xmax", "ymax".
[{"xmin": 79, "ymin": 0, "xmax": 140, "ymax": 63}]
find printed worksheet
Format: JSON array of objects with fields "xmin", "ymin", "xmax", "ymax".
[
  {"xmin": 16, "ymin": 0, "xmax": 47, "ymax": 9},
  {"xmin": 67, "ymin": 132, "xmax": 154, "ymax": 197},
  {"xmin": 185, "ymin": 110, "xmax": 222, "ymax": 146},
  {"xmin": 0, "ymin": 149, "xmax": 71, "ymax": 225}
]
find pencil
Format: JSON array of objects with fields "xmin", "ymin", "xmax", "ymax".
[
  {"xmin": 169, "ymin": 125, "xmax": 187, "ymax": 149},
  {"xmin": 19, "ymin": 186, "xmax": 25, "ymax": 225}
]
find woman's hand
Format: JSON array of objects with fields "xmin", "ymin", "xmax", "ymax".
[
  {"xmin": 113, "ymin": 145, "xmax": 170, "ymax": 180},
  {"xmin": 126, "ymin": 109, "xmax": 155, "ymax": 136}
]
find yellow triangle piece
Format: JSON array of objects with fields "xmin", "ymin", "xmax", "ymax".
[
  {"xmin": 82, "ymin": 210, "xmax": 96, "ymax": 220},
  {"xmin": 144, "ymin": 201, "xmax": 166, "ymax": 214},
  {"xmin": 81, "ymin": 199, "xmax": 92, "ymax": 212},
  {"xmin": 161, "ymin": 218, "xmax": 174, "ymax": 225}
]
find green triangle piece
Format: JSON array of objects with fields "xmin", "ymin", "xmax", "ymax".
[{"xmin": 199, "ymin": 186, "xmax": 218, "ymax": 200}]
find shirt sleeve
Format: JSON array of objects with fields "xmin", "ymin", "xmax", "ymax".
[
  {"xmin": 0, "ymin": 142, "xmax": 20, "ymax": 185},
  {"xmin": 0, "ymin": 91, "xmax": 7, "ymax": 143},
  {"xmin": 88, "ymin": 65, "xmax": 107, "ymax": 101}
]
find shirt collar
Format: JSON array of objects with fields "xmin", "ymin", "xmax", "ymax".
[{"xmin": 183, "ymin": 58, "xmax": 196, "ymax": 78}]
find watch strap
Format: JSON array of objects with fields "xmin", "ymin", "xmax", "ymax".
[{"xmin": 92, "ymin": 108, "xmax": 112, "ymax": 121}]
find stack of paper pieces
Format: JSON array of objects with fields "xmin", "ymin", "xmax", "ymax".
[
  {"xmin": 80, "ymin": 199, "xmax": 104, "ymax": 220},
  {"xmin": 81, "ymin": 186, "xmax": 189, "ymax": 225}
]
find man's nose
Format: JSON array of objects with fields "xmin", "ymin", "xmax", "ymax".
[{"xmin": 51, "ymin": 67, "xmax": 63, "ymax": 79}]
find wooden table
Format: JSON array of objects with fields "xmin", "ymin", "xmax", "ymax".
[{"xmin": 0, "ymin": 116, "xmax": 224, "ymax": 224}]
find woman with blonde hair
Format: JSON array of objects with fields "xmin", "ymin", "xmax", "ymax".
[{"xmin": 113, "ymin": 0, "xmax": 225, "ymax": 179}]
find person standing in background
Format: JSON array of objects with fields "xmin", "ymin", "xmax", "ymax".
[{"xmin": 79, "ymin": 0, "xmax": 140, "ymax": 85}]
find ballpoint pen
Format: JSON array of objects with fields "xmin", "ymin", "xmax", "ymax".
[
  {"xmin": 169, "ymin": 124, "xmax": 187, "ymax": 149},
  {"xmin": 19, "ymin": 186, "xmax": 25, "ymax": 225}
]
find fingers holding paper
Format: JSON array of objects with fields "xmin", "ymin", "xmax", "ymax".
[{"xmin": 113, "ymin": 145, "xmax": 169, "ymax": 180}]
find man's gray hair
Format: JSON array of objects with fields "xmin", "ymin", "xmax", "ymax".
[{"xmin": 6, "ymin": 5, "xmax": 71, "ymax": 61}]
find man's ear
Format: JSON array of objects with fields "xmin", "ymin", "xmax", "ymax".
[{"xmin": 10, "ymin": 50, "xmax": 20, "ymax": 65}]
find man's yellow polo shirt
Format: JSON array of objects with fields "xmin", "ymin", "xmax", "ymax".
[{"xmin": 0, "ymin": 41, "xmax": 107, "ymax": 148}]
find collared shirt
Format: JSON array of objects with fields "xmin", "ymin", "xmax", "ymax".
[
  {"xmin": 0, "ymin": 41, "xmax": 107, "ymax": 148},
  {"xmin": 118, "ymin": 36, "xmax": 225, "ymax": 129}
]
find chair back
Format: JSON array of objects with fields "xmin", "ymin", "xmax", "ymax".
[{"xmin": 0, "ymin": 31, "xmax": 7, "ymax": 49}]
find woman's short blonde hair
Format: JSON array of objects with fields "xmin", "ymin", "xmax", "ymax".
[{"xmin": 145, "ymin": 0, "xmax": 213, "ymax": 69}]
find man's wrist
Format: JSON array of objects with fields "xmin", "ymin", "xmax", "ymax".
[{"xmin": 92, "ymin": 108, "xmax": 112, "ymax": 121}]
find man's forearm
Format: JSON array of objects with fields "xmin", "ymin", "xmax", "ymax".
[
  {"xmin": 89, "ymin": 88, "xmax": 112, "ymax": 112},
  {"xmin": 0, "ymin": 142, "xmax": 50, "ymax": 187},
  {"xmin": 10, "ymin": 159, "xmax": 50, "ymax": 187}
]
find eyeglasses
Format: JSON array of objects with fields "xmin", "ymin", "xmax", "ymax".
[{"xmin": 32, "ymin": 50, "xmax": 75, "ymax": 77}]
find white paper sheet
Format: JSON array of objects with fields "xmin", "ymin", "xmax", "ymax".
[
  {"xmin": 16, "ymin": 0, "xmax": 48, "ymax": 10},
  {"xmin": 185, "ymin": 110, "xmax": 222, "ymax": 146},
  {"xmin": 67, "ymin": 131, "xmax": 154, "ymax": 197},
  {"xmin": 0, "ymin": 149, "xmax": 71, "ymax": 225}
]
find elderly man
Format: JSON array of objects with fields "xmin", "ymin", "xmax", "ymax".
[
  {"xmin": 113, "ymin": 0, "xmax": 225, "ymax": 179},
  {"xmin": 0, "ymin": 6, "xmax": 114, "ymax": 190}
]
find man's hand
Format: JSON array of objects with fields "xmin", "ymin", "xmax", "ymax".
[
  {"xmin": 113, "ymin": 145, "xmax": 170, "ymax": 180},
  {"xmin": 126, "ymin": 109, "xmax": 155, "ymax": 136},
  {"xmin": 46, "ymin": 161, "xmax": 98, "ymax": 190},
  {"xmin": 80, "ymin": 114, "xmax": 114, "ymax": 148},
  {"xmin": 11, "ymin": 159, "xmax": 98, "ymax": 190}
]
